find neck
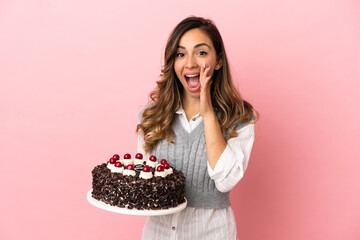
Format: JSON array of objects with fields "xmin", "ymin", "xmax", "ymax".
[{"xmin": 182, "ymin": 95, "xmax": 200, "ymax": 121}]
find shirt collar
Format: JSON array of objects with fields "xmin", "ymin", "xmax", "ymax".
[
  {"xmin": 175, "ymin": 106, "xmax": 185, "ymax": 115},
  {"xmin": 175, "ymin": 105, "xmax": 201, "ymax": 120}
]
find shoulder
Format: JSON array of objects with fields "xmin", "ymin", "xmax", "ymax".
[
  {"xmin": 233, "ymin": 112, "xmax": 256, "ymax": 132},
  {"xmin": 139, "ymin": 102, "xmax": 155, "ymax": 121},
  {"xmin": 234, "ymin": 119, "xmax": 250, "ymax": 131},
  {"xmin": 233, "ymin": 103, "xmax": 257, "ymax": 130}
]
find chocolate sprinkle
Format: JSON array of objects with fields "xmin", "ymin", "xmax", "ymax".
[
  {"xmin": 91, "ymin": 163, "xmax": 185, "ymax": 210},
  {"xmin": 133, "ymin": 164, "xmax": 145, "ymax": 173}
]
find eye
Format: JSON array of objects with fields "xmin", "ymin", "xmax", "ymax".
[
  {"xmin": 176, "ymin": 53, "xmax": 184, "ymax": 58},
  {"xmin": 198, "ymin": 51, "xmax": 208, "ymax": 56}
]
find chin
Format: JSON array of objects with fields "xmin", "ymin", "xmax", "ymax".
[{"xmin": 187, "ymin": 91, "xmax": 200, "ymax": 99}]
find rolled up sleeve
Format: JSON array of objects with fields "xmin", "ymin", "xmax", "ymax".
[{"xmin": 207, "ymin": 123, "xmax": 255, "ymax": 192}]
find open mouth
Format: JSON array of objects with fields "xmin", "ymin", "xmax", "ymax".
[{"xmin": 184, "ymin": 74, "xmax": 200, "ymax": 92}]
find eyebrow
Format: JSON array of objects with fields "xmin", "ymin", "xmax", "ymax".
[{"xmin": 177, "ymin": 43, "xmax": 211, "ymax": 49}]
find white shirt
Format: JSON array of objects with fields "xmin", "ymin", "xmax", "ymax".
[{"xmin": 138, "ymin": 107, "xmax": 255, "ymax": 240}]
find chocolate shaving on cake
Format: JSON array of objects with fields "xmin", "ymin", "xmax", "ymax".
[{"xmin": 92, "ymin": 163, "xmax": 185, "ymax": 210}]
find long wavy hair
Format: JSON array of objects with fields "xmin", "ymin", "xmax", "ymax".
[{"xmin": 137, "ymin": 16, "xmax": 259, "ymax": 154}]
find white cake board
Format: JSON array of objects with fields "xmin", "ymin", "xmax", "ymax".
[{"xmin": 87, "ymin": 189, "xmax": 187, "ymax": 216}]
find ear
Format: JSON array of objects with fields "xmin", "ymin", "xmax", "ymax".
[{"xmin": 215, "ymin": 54, "xmax": 223, "ymax": 70}]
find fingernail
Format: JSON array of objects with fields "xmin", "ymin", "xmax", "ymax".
[{"xmin": 203, "ymin": 62, "xmax": 206, "ymax": 68}]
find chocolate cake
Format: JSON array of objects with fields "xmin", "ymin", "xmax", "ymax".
[{"xmin": 91, "ymin": 153, "xmax": 186, "ymax": 210}]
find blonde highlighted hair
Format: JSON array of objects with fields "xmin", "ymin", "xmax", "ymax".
[{"xmin": 137, "ymin": 16, "xmax": 258, "ymax": 154}]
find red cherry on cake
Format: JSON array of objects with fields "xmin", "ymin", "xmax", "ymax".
[
  {"xmin": 163, "ymin": 162, "xmax": 170, "ymax": 169},
  {"xmin": 149, "ymin": 155, "xmax": 157, "ymax": 162},
  {"xmin": 109, "ymin": 157, "xmax": 116, "ymax": 164},
  {"xmin": 126, "ymin": 165, "xmax": 134, "ymax": 170},
  {"xmin": 160, "ymin": 159, "xmax": 167, "ymax": 165},
  {"xmin": 142, "ymin": 165, "xmax": 150, "ymax": 172},
  {"xmin": 113, "ymin": 154, "xmax": 120, "ymax": 160},
  {"xmin": 156, "ymin": 165, "xmax": 164, "ymax": 172},
  {"xmin": 135, "ymin": 153, "xmax": 143, "ymax": 159},
  {"xmin": 115, "ymin": 162, "xmax": 122, "ymax": 168},
  {"xmin": 124, "ymin": 153, "xmax": 131, "ymax": 159}
]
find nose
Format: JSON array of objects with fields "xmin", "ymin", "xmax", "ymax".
[{"xmin": 185, "ymin": 55, "xmax": 198, "ymax": 69}]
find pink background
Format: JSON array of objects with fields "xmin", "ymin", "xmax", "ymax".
[{"xmin": 1, "ymin": 0, "xmax": 359, "ymax": 239}]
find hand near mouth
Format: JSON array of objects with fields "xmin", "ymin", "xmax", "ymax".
[
  {"xmin": 200, "ymin": 62, "xmax": 214, "ymax": 118},
  {"xmin": 200, "ymin": 61, "xmax": 226, "ymax": 170}
]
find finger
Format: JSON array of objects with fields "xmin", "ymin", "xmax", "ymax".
[
  {"xmin": 203, "ymin": 66, "xmax": 211, "ymax": 84},
  {"xmin": 200, "ymin": 62, "xmax": 206, "ymax": 85},
  {"xmin": 204, "ymin": 65, "xmax": 211, "ymax": 77},
  {"xmin": 201, "ymin": 77, "xmax": 212, "ymax": 94},
  {"xmin": 203, "ymin": 77, "xmax": 212, "ymax": 89}
]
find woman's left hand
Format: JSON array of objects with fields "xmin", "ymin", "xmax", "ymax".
[{"xmin": 200, "ymin": 62, "xmax": 214, "ymax": 117}]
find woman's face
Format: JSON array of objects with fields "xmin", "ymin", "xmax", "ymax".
[{"xmin": 174, "ymin": 28, "xmax": 221, "ymax": 99}]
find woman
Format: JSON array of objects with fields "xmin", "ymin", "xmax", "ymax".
[{"xmin": 137, "ymin": 16, "xmax": 258, "ymax": 240}]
